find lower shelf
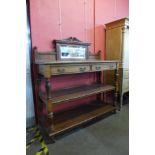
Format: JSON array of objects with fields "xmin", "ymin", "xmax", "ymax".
[{"xmin": 48, "ymin": 103, "xmax": 116, "ymax": 137}]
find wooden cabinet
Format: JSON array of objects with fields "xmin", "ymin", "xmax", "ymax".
[
  {"xmin": 34, "ymin": 59, "xmax": 119, "ymax": 138},
  {"xmin": 32, "ymin": 39, "xmax": 120, "ymax": 139},
  {"xmin": 105, "ymin": 18, "xmax": 129, "ymax": 109}
]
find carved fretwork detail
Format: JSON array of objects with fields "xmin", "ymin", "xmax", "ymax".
[
  {"xmin": 54, "ymin": 37, "xmax": 91, "ymax": 46},
  {"xmin": 59, "ymin": 37, "xmax": 82, "ymax": 43}
]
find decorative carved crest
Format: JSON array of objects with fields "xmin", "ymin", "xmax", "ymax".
[{"xmin": 54, "ymin": 37, "xmax": 90, "ymax": 46}]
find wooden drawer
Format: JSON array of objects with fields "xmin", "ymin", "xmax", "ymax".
[
  {"xmin": 92, "ymin": 63, "xmax": 116, "ymax": 72},
  {"xmin": 51, "ymin": 65, "xmax": 90, "ymax": 75},
  {"xmin": 123, "ymin": 70, "xmax": 129, "ymax": 79},
  {"xmin": 103, "ymin": 63, "xmax": 116, "ymax": 70}
]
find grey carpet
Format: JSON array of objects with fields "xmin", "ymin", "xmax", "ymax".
[{"xmin": 27, "ymin": 104, "xmax": 129, "ymax": 155}]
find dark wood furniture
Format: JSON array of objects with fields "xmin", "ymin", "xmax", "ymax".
[{"xmin": 32, "ymin": 39, "xmax": 120, "ymax": 138}]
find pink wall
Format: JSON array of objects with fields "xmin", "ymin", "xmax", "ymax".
[
  {"xmin": 30, "ymin": 0, "xmax": 128, "ymax": 55},
  {"xmin": 95, "ymin": 0, "xmax": 129, "ymax": 59},
  {"xmin": 30, "ymin": 0, "xmax": 128, "ymax": 112}
]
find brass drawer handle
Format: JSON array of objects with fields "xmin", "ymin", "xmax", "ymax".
[
  {"xmin": 110, "ymin": 65, "xmax": 114, "ymax": 69},
  {"xmin": 95, "ymin": 66, "xmax": 101, "ymax": 70},
  {"xmin": 57, "ymin": 68, "xmax": 65, "ymax": 73},
  {"xmin": 79, "ymin": 67, "xmax": 86, "ymax": 72}
]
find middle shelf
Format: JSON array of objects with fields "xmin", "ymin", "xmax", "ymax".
[{"xmin": 39, "ymin": 83, "xmax": 115, "ymax": 104}]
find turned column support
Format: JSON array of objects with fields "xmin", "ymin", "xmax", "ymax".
[
  {"xmin": 44, "ymin": 65, "xmax": 52, "ymax": 100},
  {"xmin": 47, "ymin": 100, "xmax": 54, "ymax": 132},
  {"xmin": 44, "ymin": 65, "xmax": 54, "ymax": 132},
  {"xmin": 114, "ymin": 63, "xmax": 119, "ymax": 108},
  {"xmin": 96, "ymin": 70, "xmax": 102, "ymax": 102},
  {"xmin": 45, "ymin": 78, "xmax": 52, "ymax": 99}
]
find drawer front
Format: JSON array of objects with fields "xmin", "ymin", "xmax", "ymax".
[
  {"xmin": 123, "ymin": 69, "xmax": 129, "ymax": 79},
  {"xmin": 103, "ymin": 63, "xmax": 116, "ymax": 70},
  {"xmin": 123, "ymin": 79, "xmax": 129, "ymax": 92},
  {"xmin": 51, "ymin": 65, "xmax": 90, "ymax": 75},
  {"xmin": 92, "ymin": 63, "xmax": 116, "ymax": 71}
]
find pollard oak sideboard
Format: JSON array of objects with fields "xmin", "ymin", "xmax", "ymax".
[{"xmin": 32, "ymin": 39, "xmax": 120, "ymax": 138}]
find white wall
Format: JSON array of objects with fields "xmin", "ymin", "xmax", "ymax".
[{"xmin": 26, "ymin": 9, "xmax": 35, "ymax": 127}]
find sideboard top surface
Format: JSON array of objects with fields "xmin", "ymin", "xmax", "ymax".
[{"xmin": 35, "ymin": 60, "xmax": 120, "ymax": 65}]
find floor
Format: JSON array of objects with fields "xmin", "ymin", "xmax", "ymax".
[{"xmin": 26, "ymin": 103, "xmax": 129, "ymax": 155}]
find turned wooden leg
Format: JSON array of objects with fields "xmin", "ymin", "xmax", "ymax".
[
  {"xmin": 47, "ymin": 113, "xmax": 54, "ymax": 132},
  {"xmin": 45, "ymin": 78, "xmax": 52, "ymax": 99},
  {"xmin": 114, "ymin": 63, "xmax": 119, "ymax": 108},
  {"xmin": 45, "ymin": 77, "xmax": 54, "ymax": 134},
  {"xmin": 47, "ymin": 100, "xmax": 54, "ymax": 130},
  {"xmin": 97, "ymin": 71, "xmax": 102, "ymax": 102}
]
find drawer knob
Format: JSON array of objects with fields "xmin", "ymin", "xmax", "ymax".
[
  {"xmin": 95, "ymin": 66, "xmax": 101, "ymax": 70},
  {"xmin": 79, "ymin": 67, "xmax": 86, "ymax": 72},
  {"xmin": 57, "ymin": 68, "xmax": 65, "ymax": 73}
]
